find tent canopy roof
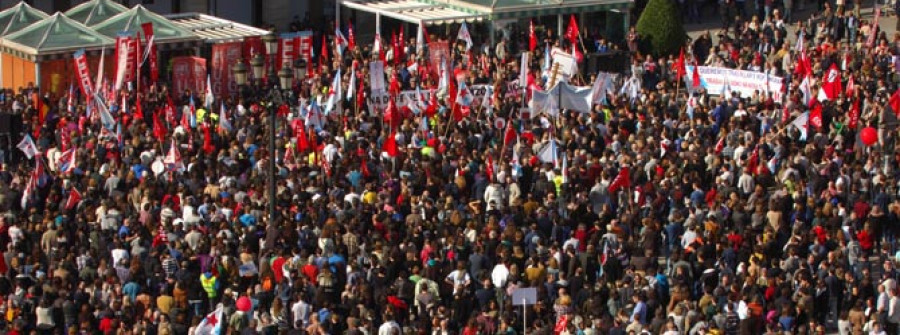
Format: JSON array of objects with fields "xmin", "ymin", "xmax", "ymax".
[
  {"xmin": 65, "ymin": 0, "xmax": 129, "ymax": 26},
  {"xmin": 2, "ymin": 12, "xmax": 115, "ymax": 56},
  {"xmin": 0, "ymin": 2, "xmax": 49, "ymax": 36},
  {"xmin": 341, "ymin": 0, "xmax": 632, "ymax": 23},
  {"xmin": 166, "ymin": 13, "xmax": 269, "ymax": 43},
  {"xmin": 91, "ymin": 5, "xmax": 197, "ymax": 43}
]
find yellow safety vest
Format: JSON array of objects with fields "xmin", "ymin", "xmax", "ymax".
[{"xmin": 200, "ymin": 275, "xmax": 217, "ymax": 298}]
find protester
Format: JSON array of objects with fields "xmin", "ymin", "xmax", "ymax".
[{"xmin": 0, "ymin": 2, "xmax": 896, "ymax": 334}]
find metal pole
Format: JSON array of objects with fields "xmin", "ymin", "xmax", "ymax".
[
  {"xmin": 523, "ymin": 299, "xmax": 527, "ymax": 335},
  {"xmin": 268, "ymin": 94, "xmax": 277, "ymax": 227},
  {"xmin": 557, "ymin": 14, "xmax": 563, "ymax": 44}
]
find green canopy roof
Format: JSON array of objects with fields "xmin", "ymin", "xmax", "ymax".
[
  {"xmin": 91, "ymin": 5, "xmax": 197, "ymax": 43},
  {"xmin": 1, "ymin": 12, "xmax": 114, "ymax": 57},
  {"xmin": 65, "ymin": 0, "xmax": 129, "ymax": 26},
  {"xmin": 0, "ymin": 2, "xmax": 49, "ymax": 36}
]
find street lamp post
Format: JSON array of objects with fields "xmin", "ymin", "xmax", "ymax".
[
  {"xmin": 262, "ymin": 32, "xmax": 279, "ymax": 85},
  {"xmin": 250, "ymin": 53, "xmax": 265, "ymax": 84},
  {"xmin": 232, "ymin": 60, "xmax": 248, "ymax": 100}
]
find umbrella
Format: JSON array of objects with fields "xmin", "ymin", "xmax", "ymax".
[{"xmin": 236, "ymin": 296, "xmax": 252, "ymax": 312}]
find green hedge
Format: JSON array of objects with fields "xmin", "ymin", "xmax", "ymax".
[{"xmin": 635, "ymin": 0, "xmax": 687, "ymax": 57}]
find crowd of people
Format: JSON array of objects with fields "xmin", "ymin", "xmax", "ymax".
[{"xmin": 0, "ymin": 0, "xmax": 898, "ymax": 334}]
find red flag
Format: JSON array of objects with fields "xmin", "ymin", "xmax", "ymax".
[
  {"xmin": 383, "ymin": 132, "xmax": 399, "ymax": 157},
  {"xmin": 135, "ymin": 93, "xmax": 142, "ymax": 117},
  {"xmin": 747, "ymin": 146, "xmax": 760, "ymax": 174},
  {"xmin": 810, "ymin": 102, "xmax": 823, "ymax": 128},
  {"xmin": 296, "ymin": 124, "xmax": 309, "ymax": 152},
  {"xmin": 528, "ymin": 20, "xmax": 537, "ymax": 52},
  {"xmin": 848, "ymin": 99, "xmax": 860, "ymax": 130},
  {"xmin": 890, "ymin": 87, "xmax": 900, "ymax": 116},
  {"xmin": 845, "ymin": 75, "xmax": 855, "ymax": 97},
  {"xmin": 607, "ymin": 166, "xmax": 630, "ymax": 193},
  {"xmin": 820, "ymin": 64, "xmax": 841, "ymax": 101},
  {"xmin": 202, "ymin": 124, "xmax": 215, "ymax": 155},
  {"xmin": 389, "ymin": 72, "xmax": 401, "ymax": 96},
  {"xmin": 360, "ymin": 156, "xmax": 371, "ymax": 177},
  {"xmin": 675, "ymin": 48, "xmax": 686, "ymax": 80},
  {"xmin": 153, "ymin": 110, "xmax": 166, "ymax": 143},
  {"xmin": 384, "ymin": 97, "xmax": 400, "ymax": 129},
  {"xmin": 348, "ymin": 22, "xmax": 356, "ymax": 49},
  {"xmin": 320, "ymin": 35, "xmax": 329, "ymax": 66},
  {"xmin": 566, "ymin": 15, "xmax": 579, "ymax": 45},
  {"xmin": 392, "ymin": 31, "xmax": 400, "ymax": 65},
  {"xmin": 33, "ymin": 92, "xmax": 46, "ymax": 138},
  {"xmin": 714, "ymin": 136, "xmax": 725, "ymax": 154},
  {"xmin": 794, "ymin": 51, "xmax": 812, "ymax": 78},
  {"xmin": 782, "ymin": 104, "xmax": 790, "ymax": 124},
  {"xmin": 65, "ymin": 188, "xmax": 81, "ymax": 210},
  {"xmin": 485, "ymin": 155, "xmax": 494, "ymax": 183},
  {"xmin": 504, "ymin": 121, "xmax": 517, "ymax": 146},
  {"xmin": 692, "ymin": 63, "xmax": 701, "ymax": 88},
  {"xmin": 356, "ymin": 79, "xmax": 366, "ymax": 110},
  {"xmin": 141, "ymin": 22, "xmax": 158, "ymax": 83},
  {"xmin": 399, "ymin": 26, "xmax": 405, "ymax": 61},
  {"xmin": 554, "ymin": 315, "xmax": 569, "ymax": 335},
  {"xmin": 426, "ymin": 89, "xmax": 438, "ymax": 117}
]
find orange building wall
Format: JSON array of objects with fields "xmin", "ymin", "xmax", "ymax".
[{"xmin": 2, "ymin": 54, "xmax": 36, "ymax": 91}]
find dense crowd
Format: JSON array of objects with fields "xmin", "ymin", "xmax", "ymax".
[{"xmin": 0, "ymin": 1, "xmax": 898, "ymax": 334}]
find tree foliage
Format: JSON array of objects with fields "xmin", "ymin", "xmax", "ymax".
[{"xmin": 635, "ymin": 0, "xmax": 687, "ymax": 57}]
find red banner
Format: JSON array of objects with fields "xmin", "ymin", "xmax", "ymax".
[
  {"xmin": 114, "ymin": 34, "xmax": 130, "ymax": 90},
  {"xmin": 295, "ymin": 31, "xmax": 313, "ymax": 62},
  {"xmin": 134, "ymin": 32, "xmax": 141, "ymax": 89},
  {"xmin": 428, "ymin": 41, "xmax": 450, "ymax": 76},
  {"xmin": 171, "ymin": 56, "xmax": 207, "ymax": 95},
  {"xmin": 73, "ymin": 50, "xmax": 94, "ymax": 101},
  {"xmin": 277, "ymin": 34, "xmax": 295, "ymax": 71},
  {"xmin": 243, "ymin": 36, "xmax": 266, "ymax": 79},
  {"xmin": 211, "ymin": 42, "xmax": 243, "ymax": 98},
  {"xmin": 141, "ymin": 22, "xmax": 158, "ymax": 83}
]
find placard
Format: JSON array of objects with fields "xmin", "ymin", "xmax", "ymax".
[{"xmin": 687, "ymin": 66, "xmax": 784, "ymax": 101}]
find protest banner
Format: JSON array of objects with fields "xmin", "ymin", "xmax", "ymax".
[
  {"xmin": 687, "ymin": 66, "xmax": 784, "ymax": 101},
  {"xmin": 367, "ymin": 85, "xmax": 492, "ymax": 114},
  {"xmin": 211, "ymin": 42, "xmax": 243, "ymax": 98},
  {"xmin": 172, "ymin": 56, "xmax": 207, "ymax": 94}
]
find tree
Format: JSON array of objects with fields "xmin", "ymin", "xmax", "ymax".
[{"xmin": 635, "ymin": 0, "xmax": 687, "ymax": 57}]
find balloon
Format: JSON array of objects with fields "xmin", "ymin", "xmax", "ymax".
[
  {"xmin": 861, "ymin": 127, "xmax": 878, "ymax": 146},
  {"xmin": 236, "ymin": 296, "xmax": 252, "ymax": 312}
]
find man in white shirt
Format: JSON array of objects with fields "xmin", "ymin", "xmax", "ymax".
[
  {"xmin": 378, "ymin": 318, "xmax": 401, "ymax": 335},
  {"xmin": 491, "ymin": 261, "xmax": 509, "ymax": 290},
  {"xmin": 445, "ymin": 263, "xmax": 471, "ymax": 296},
  {"xmin": 291, "ymin": 297, "xmax": 311, "ymax": 329}
]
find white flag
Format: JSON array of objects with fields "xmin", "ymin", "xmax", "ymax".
[
  {"xmin": 537, "ymin": 140, "xmax": 558, "ymax": 164},
  {"xmin": 529, "ymin": 88, "xmax": 558, "ymax": 118},
  {"xmin": 96, "ymin": 47, "xmax": 105, "ymax": 94},
  {"xmin": 205, "ymin": 74, "xmax": 214, "ymax": 109},
  {"xmin": 346, "ymin": 67, "xmax": 356, "ymax": 101},
  {"xmin": 559, "ymin": 82, "xmax": 593, "ymax": 113},
  {"xmin": 799, "ymin": 75, "xmax": 811, "ymax": 105},
  {"xmin": 325, "ymin": 69, "xmax": 341, "ymax": 114},
  {"xmin": 457, "ymin": 22, "xmax": 473, "ymax": 51},
  {"xmin": 416, "ymin": 21, "xmax": 425, "ymax": 55},
  {"xmin": 16, "ymin": 134, "xmax": 38, "ymax": 159},
  {"xmin": 164, "ymin": 140, "xmax": 184, "ymax": 172},
  {"xmin": 519, "ymin": 52, "xmax": 530, "ymax": 88},
  {"xmin": 790, "ymin": 112, "xmax": 810, "ymax": 141},
  {"xmin": 194, "ymin": 304, "xmax": 224, "ymax": 335}
]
